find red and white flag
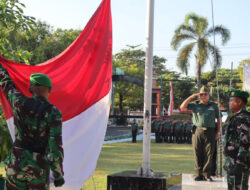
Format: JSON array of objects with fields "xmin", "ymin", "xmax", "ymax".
[
  {"xmin": 0, "ymin": 0, "xmax": 112, "ymax": 189},
  {"xmin": 168, "ymin": 81, "xmax": 174, "ymax": 116},
  {"xmin": 243, "ymin": 65, "xmax": 250, "ymax": 92}
]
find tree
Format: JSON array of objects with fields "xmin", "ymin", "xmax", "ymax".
[
  {"xmin": 201, "ymin": 68, "xmax": 242, "ymax": 107},
  {"xmin": 0, "ymin": 0, "xmax": 36, "ymax": 161},
  {"xmin": 0, "ymin": 0, "xmax": 36, "ymax": 63},
  {"xmin": 6, "ymin": 21, "xmax": 82, "ymax": 64},
  {"xmin": 113, "ymin": 46, "xmax": 167, "ymax": 113},
  {"xmin": 171, "ymin": 13, "xmax": 230, "ymax": 91},
  {"xmin": 160, "ymin": 71, "xmax": 196, "ymax": 109}
]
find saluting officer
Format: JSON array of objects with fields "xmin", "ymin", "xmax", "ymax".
[{"xmin": 180, "ymin": 86, "xmax": 221, "ymax": 181}]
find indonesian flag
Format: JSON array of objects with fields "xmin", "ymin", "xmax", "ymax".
[
  {"xmin": 168, "ymin": 81, "xmax": 174, "ymax": 116},
  {"xmin": 0, "ymin": 0, "xmax": 112, "ymax": 189},
  {"xmin": 243, "ymin": 65, "xmax": 250, "ymax": 92}
]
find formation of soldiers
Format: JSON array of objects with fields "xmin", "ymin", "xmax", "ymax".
[{"xmin": 151, "ymin": 117, "xmax": 193, "ymax": 144}]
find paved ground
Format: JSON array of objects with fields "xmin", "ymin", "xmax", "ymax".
[{"xmin": 105, "ymin": 126, "xmax": 131, "ymax": 137}]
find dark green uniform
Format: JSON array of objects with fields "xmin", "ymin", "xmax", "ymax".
[
  {"xmin": 163, "ymin": 120, "xmax": 172, "ymax": 143},
  {"xmin": 154, "ymin": 120, "xmax": 161, "ymax": 143},
  {"xmin": 131, "ymin": 122, "xmax": 138, "ymax": 143},
  {"xmin": 224, "ymin": 109, "xmax": 249, "ymax": 190},
  {"xmin": 185, "ymin": 122, "xmax": 193, "ymax": 144},
  {"xmin": 188, "ymin": 101, "xmax": 219, "ymax": 178},
  {"xmin": 0, "ymin": 66, "xmax": 64, "ymax": 189},
  {"xmin": 174, "ymin": 121, "xmax": 183, "ymax": 144}
]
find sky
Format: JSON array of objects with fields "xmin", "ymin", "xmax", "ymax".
[{"xmin": 22, "ymin": 0, "xmax": 250, "ymax": 76}]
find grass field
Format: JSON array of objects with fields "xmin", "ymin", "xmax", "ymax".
[
  {"xmin": 1, "ymin": 141, "xmax": 215, "ymax": 189},
  {"xmin": 82, "ymin": 141, "xmax": 194, "ymax": 189}
]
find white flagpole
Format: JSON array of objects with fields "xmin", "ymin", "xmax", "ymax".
[{"xmin": 139, "ymin": 0, "xmax": 155, "ymax": 177}]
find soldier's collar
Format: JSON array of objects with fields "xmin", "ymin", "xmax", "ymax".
[{"xmin": 33, "ymin": 94, "xmax": 50, "ymax": 103}]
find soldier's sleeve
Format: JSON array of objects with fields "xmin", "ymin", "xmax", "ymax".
[
  {"xmin": 187, "ymin": 102, "xmax": 194, "ymax": 111},
  {"xmin": 236, "ymin": 117, "xmax": 249, "ymax": 170},
  {"xmin": 0, "ymin": 63, "xmax": 26, "ymax": 107},
  {"xmin": 48, "ymin": 108, "xmax": 64, "ymax": 183}
]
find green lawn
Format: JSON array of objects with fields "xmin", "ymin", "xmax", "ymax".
[
  {"xmin": 82, "ymin": 141, "xmax": 194, "ymax": 189},
  {"xmin": 1, "ymin": 141, "xmax": 224, "ymax": 190}
]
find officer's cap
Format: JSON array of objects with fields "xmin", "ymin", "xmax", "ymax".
[{"xmin": 199, "ymin": 86, "xmax": 209, "ymax": 93}]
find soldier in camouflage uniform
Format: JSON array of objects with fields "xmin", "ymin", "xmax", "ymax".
[
  {"xmin": 131, "ymin": 119, "xmax": 138, "ymax": 143},
  {"xmin": 173, "ymin": 119, "xmax": 183, "ymax": 144},
  {"xmin": 185, "ymin": 119, "xmax": 193, "ymax": 144},
  {"xmin": 0, "ymin": 64, "xmax": 64, "ymax": 190},
  {"xmin": 163, "ymin": 118, "xmax": 172, "ymax": 143},
  {"xmin": 153, "ymin": 119, "xmax": 161, "ymax": 143},
  {"xmin": 224, "ymin": 89, "xmax": 249, "ymax": 190}
]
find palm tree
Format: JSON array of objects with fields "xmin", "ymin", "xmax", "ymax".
[{"xmin": 171, "ymin": 13, "xmax": 230, "ymax": 91}]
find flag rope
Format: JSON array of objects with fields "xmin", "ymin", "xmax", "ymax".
[{"xmin": 210, "ymin": 0, "xmax": 223, "ymax": 177}]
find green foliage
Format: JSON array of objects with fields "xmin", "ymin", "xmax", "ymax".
[
  {"xmin": 171, "ymin": 13, "xmax": 230, "ymax": 90},
  {"xmin": 113, "ymin": 46, "xmax": 167, "ymax": 113},
  {"xmin": 6, "ymin": 21, "xmax": 82, "ymax": 64},
  {"xmin": 160, "ymin": 71, "xmax": 196, "ymax": 109},
  {"xmin": 0, "ymin": 0, "xmax": 35, "ymax": 63},
  {"xmin": 0, "ymin": 107, "xmax": 12, "ymax": 162},
  {"xmin": 201, "ymin": 68, "xmax": 245, "ymax": 109}
]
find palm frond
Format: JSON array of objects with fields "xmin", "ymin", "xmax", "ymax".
[
  {"xmin": 185, "ymin": 13, "xmax": 208, "ymax": 36},
  {"xmin": 185, "ymin": 13, "xmax": 199, "ymax": 26},
  {"xmin": 176, "ymin": 42, "xmax": 196, "ymax": 75},
  {"xmin": 205, "ymin": 25, "xmax": 230, "ymax": 45},
  {"xmin": 174, "ymin": 24, "xmax": 198, "ymax": 37},
  {"xmin": 198, "ymin": 38, "xmax": 209, "ymax": 69},
  {"xmin": 208, "ymin": 43, "xmax": 222, "ymax": 70},
  {"xmin": 171, "ymin": 33, "xmax": 195, "ymax": 50}
]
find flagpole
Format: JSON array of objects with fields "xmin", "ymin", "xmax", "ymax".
[{"xmin": 139, "ymin": 0, "xmax": 155, "ymax": 177}]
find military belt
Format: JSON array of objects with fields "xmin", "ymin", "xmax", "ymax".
[
  {"xmin": 197, "ymin": 127, "xmax": 215, "ymax": 131},
  {"xmin": 13, "ymin": 139, "xmax": 46, "ymax": 155}
]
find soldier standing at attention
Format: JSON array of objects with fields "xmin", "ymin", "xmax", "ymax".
[
  {"xmin": 180, "ymin": 86, "xmax": 221, "ymax": 181},
  {"xmin": 131, "ymin": 119, "xmax": 138, "ymax": 143},
  {"xmin": 0, "ymin": 64, "xmax": 64, "ymax": 189},
  {"xmin": 153, "ymin": 118, "xmax": 161, "ymax": 143},
  {"xmin": 163, "ymin": 118, "xmax": 172, "ymax": 143},
  {"xmin": 174, "ymin": 119, "xmax": 183, "ymax": 144},
  {"xmin": 185, "ymin": 119, "xmax": 193, "ymax": 144},
  {"xmin": 224, "ymin": 90, "xmax": 249, "ymax": 190}
]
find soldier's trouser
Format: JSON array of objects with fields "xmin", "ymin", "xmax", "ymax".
[
  {"xmin": 132, "ymin": 130, "xmax": 137, "ymax": 143},
  {"xmin": 6, "ymin": 176, "xmax": 49, "ymax": 190},
  {"xmin": 211, "ymin": 140, "xmax": 217, "ymax": 175},
  {"xmin": 155, "ymin": 132, "xmax": 159, "ymax": 143},
  {"xmin": 227, "ymin": 171, "xmax": 249, "ymax": 190},
  {"xmin": 192, "ymin": 128, "xmax": 216, "ymax": 178}
]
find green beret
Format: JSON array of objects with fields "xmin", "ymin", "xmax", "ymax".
[
  {"xmin": 30, "ymin": 73, "xmax": 52, "ymax": 88},
  {"xmin": 200, "ymin": 86, "xmax": 209, "ymax": 93},
  {"xmin": 229, "ymin": 89, "xmax": 249, "ymax": 101}
]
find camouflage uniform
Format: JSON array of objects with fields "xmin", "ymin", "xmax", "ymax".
[
  {"xmin": 224, "ymin": 109, "xmax": 249, "ymax": 190},
  {"xmin": 0, "ymin": 66, "xmax": 64, "ymax": 189}
]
